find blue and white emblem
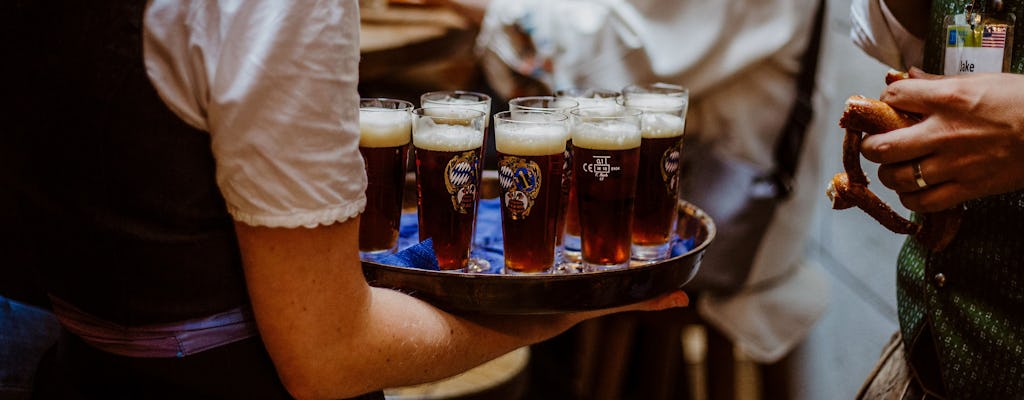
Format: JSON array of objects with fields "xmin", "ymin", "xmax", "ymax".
[
  {"xmin": 444, "ymin": 151, "xmax": 479, "ymax": 214},
  {"xmin": 498, "ymin": 156, "xmax": 542, "ymax": 220}
]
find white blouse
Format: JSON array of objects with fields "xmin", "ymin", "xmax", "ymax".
[
  {"xmin": 142, "ymin": 0, "xmax": 367, "ymax": 228},
  {"xmin": 477, "ymin": 0, "xmax": 815, "ymax": 169}
]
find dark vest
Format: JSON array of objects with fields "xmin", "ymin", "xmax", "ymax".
[
  {"xmin": 899, "ymin": 1, "xmax": 1024, "ymax": 398},
  {"xmin": 10, "ymin": 1, "xmax": 248, "ymax": 325}
]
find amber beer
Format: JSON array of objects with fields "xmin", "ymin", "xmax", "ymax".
[
  {"xmin": 554, "ymin": 89, "xmax": 621, "ymax": 260},
  {"xmin": 622, "ymin": 84, "xmax": 688, "ymax": 260},
  {"xmin": 420, "ymin": 91, "xmax": 492, "ymax": 273},
  {"xmin": 412, "ymin": 108, "xmax": 486, "ymax": 270},
  {"xmin": 493, "ymin": 111, "xmax": 569, "ymax": 274},
  {"xmin": 571, "ymin": 108, "xmax": 641, "ymax": 271},
  {"xmin": 507, "ymin": 97, "xmax": 579, "ymax": 255},
  {"xmin": 358, "ymin": 99, "xmax": 413, "ymax": 260}
]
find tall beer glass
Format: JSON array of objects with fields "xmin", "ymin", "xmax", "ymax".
[
  {"xmin": 493, "ymin": 111, "xmax": 569, "ymax": 274},
  {"xmin": 508, "ymin": 96, "xmax": 579, "ymax": 269},
  {"xmin": 570, "ymin": 106, "xmax": 642, "ymax": 271},
  {"xmin": 420, "ymin": 90, "xmax": 492, "ymax": 272},
  {"xmin": 412, "ymin": 107, "xmax": 487, "ymax": 271},
  {"xmin": 554, "ymin": 89, "xmax": 621, "ymax": 262},
  {"xmin": 358, "ymin": 98, "xmax": 414, "ymax": 261},
  {"xmin": 622, "ymin": 83, "xmax": 689, "ymax": 261}
]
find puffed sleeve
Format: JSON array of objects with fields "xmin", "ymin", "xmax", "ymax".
[{"xmin": 144, "ymin": 0, "xmax": 366, "ymax": 228}]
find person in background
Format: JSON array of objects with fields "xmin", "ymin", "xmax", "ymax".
[
  {"xmin": 851, "ymin": 0, "xmax": 1024, "ymax": 398},
  {"xmin": 448, "ymin": 0, "xmax": 831, "ymax": 398},
  {"xmin": 1, "ymin": 1, "xmax": 688, "ymax": 399}
]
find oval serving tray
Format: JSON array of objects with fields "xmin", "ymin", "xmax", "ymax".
[{"xmin": 361, "ymin": 200, "xmax": 715, "ymax": 314}]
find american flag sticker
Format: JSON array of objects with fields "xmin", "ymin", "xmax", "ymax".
[{"xmin": 982, "ymin": 24, "xmax": 1008, "ymax": 48}]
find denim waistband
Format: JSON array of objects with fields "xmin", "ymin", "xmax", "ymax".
[{"xmin": 49, "ymin": 295, "xmax": 258, "ymax": 358}]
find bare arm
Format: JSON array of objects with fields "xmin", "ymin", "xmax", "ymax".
[{"xmin": 236, "ymin": 217, "xmax": 687, "ymax": 399}]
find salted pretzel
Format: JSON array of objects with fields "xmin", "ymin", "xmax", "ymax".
[{"xmin": 826, "ymin": 70, "xmax": 962, "ymax": 251}]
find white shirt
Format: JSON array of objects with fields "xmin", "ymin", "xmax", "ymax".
[
  {"xmin": 478, "ymin": 0, "xmax": 830, "ymax": 362},
  {"xmin": 479, "ymin": 0, "xmax": 813, "ymax": 169},
  {"xmin": 850, "ymin": 0, "xmax": 926, "ymax": 70},
  {"xmin": 143, "ymin": 0, "xmax": 367, "ymax": 229}
]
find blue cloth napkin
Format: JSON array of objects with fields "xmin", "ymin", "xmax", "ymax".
[
  {"xmin": 672, "ymin": 237, "xmax": 696, "ymax": 257},
  {"xmin": 377, "ymin": 238, "xmax": 440, "ymax": 271},
  {"xmin": 383, "ymin": 199, "xmax": 505, "ymax": 274}
]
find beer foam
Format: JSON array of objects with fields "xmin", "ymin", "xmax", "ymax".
[
  {"xmin": 413, "ymin": 124, "xmax": 484, "ymax": 152},
  {"xmin": 495, "ymin": 124, "xmax": 569, "ymax": 156},
  {"xmin": 422, "ymin": 100, "xmax": 489, "ymax": 116},
  {"xmin": 359, "ymin": 108, "xmax": 412, "ymax": 147},
  {"xmin": 640, "ymin": 113, "xmax": 686, "ymax": 139},
  {"xmin": 624, "ymin": 93, "xmax": 686, "ymax": 111},
  {"xmin": 571, "ymin": 120, "xmax": 641, "ymax": 150},
  {"xmin": 509, "ymin": 97, "xmax": 578, "ymax": 113},
  {"xmin": 572, "ymin": 101, "xmax": 620, "ymax": 116}
]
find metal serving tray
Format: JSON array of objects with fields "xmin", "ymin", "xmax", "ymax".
[{"xmin": 361, "ymin": 200, "xmax": 714, "ymax": 314}]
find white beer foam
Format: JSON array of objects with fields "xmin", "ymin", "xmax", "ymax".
[
  {"xmin": 564, "ymin": 95, "xmax": 619, "ymax": 111},
  {"xmin": 624, "ymin": 93, "xmax": 686, "ymax": 110},
  {"xmin": 571, "ymin": 120, "xmax": 641, "ymax": 150},
  {"xmin": 571, "ymin": 101, "xmax": 620, "ymax": 116},
  {"xmin": 413, "ymin": 124, "xmax": 484, "ymax": 152},
  {"xmin": 422, "ymin": 99, "xmax": 489, "ymax": 115},
  {"xmin": 495, "ymin": 124, "xmax": 569, "ymax": 156},
  {"xmin": 359, "ymin": 108, "xmax": 411, "ymax": 148},
  {"xmin": 640, "ymin": 113, "xmax": 686, "ymax": 139}
]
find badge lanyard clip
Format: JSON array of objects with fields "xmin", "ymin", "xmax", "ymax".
[{"xmin": 965, "ymin": 1, "xmax": 982, "ymax": 29}]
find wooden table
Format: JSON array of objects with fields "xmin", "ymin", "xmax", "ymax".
[{"xmin": 358, "ymin": 4, "xmax": 481, "ymax": 99}]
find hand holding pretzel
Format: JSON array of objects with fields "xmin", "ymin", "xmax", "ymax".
[
  {"xmin": 827, "ymin": 70, "xmax": 962, "ymax": 251},
  {"xmin": 829, "ymin": 68, "xmax": 1024, "ymax": 251}
]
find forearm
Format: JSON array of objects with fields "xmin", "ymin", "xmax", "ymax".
[
  {"xmin": 263, "ymin": 276, "xmax": 568, "ymax": 399},
  {"xmin": 237, "ymin": 219, "xmax": 561, "ymax": 399},
  {"xmin": 352, "ymin": 287, "xmax": 552, "ymax": 385}
]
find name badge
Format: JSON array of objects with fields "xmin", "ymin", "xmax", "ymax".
[{"xmin": 943, "ymin": 11, "xmax": 1015, "ymax": 74}]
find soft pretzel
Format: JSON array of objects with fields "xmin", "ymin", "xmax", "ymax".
[
  {"xmin": 885, "ymin": 69, "xmax": 910, "ymax": 85},
  {"xmin": 840, "ymin": 95, "xmax": 921, "ymax": 134},
  {"xmin": 826, "ymin": 71, "xmax": 962, "ymax": 251}
]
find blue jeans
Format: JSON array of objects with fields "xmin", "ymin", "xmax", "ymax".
[{"xmin": 0, "ymin": 296, "xmax": 59, "ymax": 400}]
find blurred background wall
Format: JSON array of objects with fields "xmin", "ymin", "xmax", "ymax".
[{"xmin": 789, "ymin": 0, "xmax": 907, "ymax": 398}]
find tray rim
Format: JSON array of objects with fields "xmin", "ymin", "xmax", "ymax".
[{"xmin": 364, "ymin": 198, "xmax": 716, "ymax": 315}]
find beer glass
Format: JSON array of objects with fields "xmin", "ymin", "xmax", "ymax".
[
  {"xmin": 493, "ymin": 110, "xmax": 569, "ymax": 274},
  {"xmin": 508, "ymin": 96, "xmax": 579, "ymax": 114},
  {"xmin": 621, "ymin": 83, "xmax": 689, "ymax": 261},
  {"xmin": 507, "ymin": 96, "xmax": 579, "ymax": 270},
  {"xmin": 412, "ymin": 107, "xmax": 487, "ymax": 271},
  {"xmin": 420, "ymin": 90, "xmax": 492, "ymax": 272},
  {"xmin": 554, "ymin": 88, "xmax": 621, "ymax": 111},
  {"xmin": 358, "ymin": 98, "xmax": 415, "ymax": 261},
  {"xmin": 570, "ymin": 106, "xmax": 642, "ymax": 271},
  {"xmin": 421, "ymin": 90, "xmax": 492, "ymax": 127},
  {"xmin": 554, "ymin": 89, "xmax": 621, "ymax": 262}
]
